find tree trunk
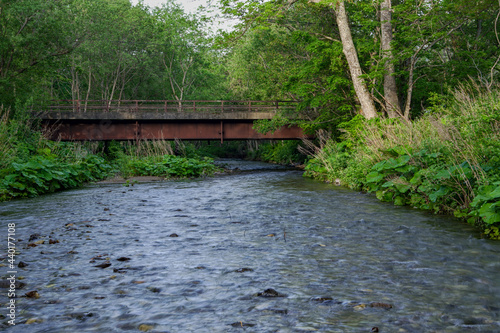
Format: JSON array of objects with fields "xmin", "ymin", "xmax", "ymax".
[
  {"xmin": 85, "ymin": 66, "xmax": 92, "ymax": 112},
  {"xmin": 403, "ymin": 56, "xmax": 416, "ymax": 120},
  {"xmin": 70, "ymin": 58, "xmax": 80, "ymax": 112},
  {"xmin": 334, "ymin": 1, "xmax": 378, "ymax": 119},
  {"xmin": 380, "ymin": 0, "xmax": 400, "ymax": 118}
]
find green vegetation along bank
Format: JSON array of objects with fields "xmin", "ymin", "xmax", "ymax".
[
  {"xmin": 0, "ymin": 106, "xmax": 307, "ymax": 201},
  {"xmin": 0, "ymin": 109, "xmax": 222, "ymax": 201},
  {"xmin": 303, "ymin": 87, "xmax": 500, "ymax": 239}
]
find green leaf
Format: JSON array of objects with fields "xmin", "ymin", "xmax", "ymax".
[
  {"xmin": 10, "ymin": 182, "xmax": 26, "ymax": 190},
  {"xmin": 395, "ymin": 164, "xmax": 416, "ymax": 173},
  {"xmin": 372, "ymin": 160, "xmax": 388, "ymax": 172},
  {"xmin": 366, "ymin": 171, "xmax": 384, "ymax": 183},
  {"xmin": 429, "ymin": 186, "xmax": 451, "ymax": 202},
  {"xmin": 479, "ymin": 203, "xmax": 500, "ymax": 225},
  {"xmin": 394, "ymin": 196, "xmax": 406, "ymax": 206},
  {"xmin": 434, "ymin": 168, "xmax": 451, "ymax": 180},
  {"xmin": 487, "ymin": 186, "xmax": 500, "ymax": 199},
  {"xmin": 395, "ymin": 183, "xmax": 412, "ymax": 194}
]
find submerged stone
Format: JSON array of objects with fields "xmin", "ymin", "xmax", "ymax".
[
  {"xmin": 234, "ymin": 268, "xmax": 254, "ymax": 273},
  {"xmin": 256, "ymin": 288, "xmax": 286, "ymax": 297}
]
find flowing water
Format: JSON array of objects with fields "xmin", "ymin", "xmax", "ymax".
[{"xmin": 1, "ymin": 160, "xmax": 499, "ymax": 332}]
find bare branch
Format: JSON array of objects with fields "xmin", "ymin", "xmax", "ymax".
[{"xmin": 311, "ymin": 32, "xmax": 340, "ymax": 43}]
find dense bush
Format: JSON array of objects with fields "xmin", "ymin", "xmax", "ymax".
[
  {"xmin": 119, "ymin": 155, "xmax": 220, "ymax": 178},
  {"xmin": 0, "ymin": 154, "xmax": 112, "ymax": 200}
]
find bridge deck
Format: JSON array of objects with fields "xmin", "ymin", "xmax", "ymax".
[{"xmin": 37, "ymin": 100, "xmax": 310, "ymax": 141}]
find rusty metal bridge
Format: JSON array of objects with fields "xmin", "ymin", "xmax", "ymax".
[{"xmin": 37, "ymin": 100, "xmax": 311, "ymax": 142}]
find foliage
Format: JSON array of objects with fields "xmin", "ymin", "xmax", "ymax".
[
  {"xmin": 217, "ymin": 0, "xmax": 500, "ymax": 125},
  {"xmin": 303, "ymin": 140, "xmax": 370, "ymax": 188},
  {"xmin": 0, "ymin": 136, "xmax": 224, "ymax": 201},
  {"xmin": 470, "ymin": 183, "xmax": 500, "ymax": 237},
  {"xmin": 250, "ymin": 140, "xmax": 307, "ymax": 165},
  {"xmin": 0, "ymin": 154, "xmax": 112, "ymax": 200},
  {"xmin": 193, "ymin": 141, "xmax": 248, "ymax": 159},
  {"xmin": 0, "ymin": 0, "xmax": 230, "ymax": 112},
  {"xmin": 119, "ymin": 155, "xmax": 220, "ymax": 179},
  {"xmin": 222, "ymin": 7, "xmax": 358, "ymax": 131},
  {"xmin": 364, "ymin": 150, "xmax": 478, "ymax": 213}
]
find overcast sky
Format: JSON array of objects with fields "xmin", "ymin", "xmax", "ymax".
[
  {"xmin": 130, "ymin": 0, "xmax": 234, "ymax": 31},
  {"xmin": 130, "ymin": 0, "xmax": 211, "ymax": 15}
]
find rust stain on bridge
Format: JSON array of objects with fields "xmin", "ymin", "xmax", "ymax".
[{"xmin": 38, "ymin": 100, "xmax": 311, "ymax": 142}]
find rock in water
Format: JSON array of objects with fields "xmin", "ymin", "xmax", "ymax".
[
  {"xmin": 25, "ymin": 291, "xmax": 40, "ymax": 299},
  {"xmin": 256, "ymin": 288, "xmax": 286, "ymax": 297},
  {"xmin": 94, "ymin": 262, "xmax": 111, "ymax": 269},
  {"xmin": 234, "ymin": 268, "xmax": 253, "ymax": 273},
  {"xmin": 370, "ymin": 302, "xmax": 393, "ymax": 309}
]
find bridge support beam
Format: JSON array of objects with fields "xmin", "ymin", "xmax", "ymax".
[{"xmin": 43, "ymin": 120, "xmax": 310, "ymax": 141}]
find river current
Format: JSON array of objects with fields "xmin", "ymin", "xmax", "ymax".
[{"xmin": 1, "ymin": 160, "xmax": 499, "ymax": 332}]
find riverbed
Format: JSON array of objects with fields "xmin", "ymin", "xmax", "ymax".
[{"xmin": 1, "ymin": 160, "xmax": 499, "ymax": 332}]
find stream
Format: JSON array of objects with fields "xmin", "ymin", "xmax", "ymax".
[{"xmin": 1, "ymin": 160, "xmax": 499, "ymax": 332}]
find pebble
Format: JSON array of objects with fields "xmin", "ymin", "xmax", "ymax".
[
  {"xmin": 138, "ymin": 324, "xmax": 155, "ymax": 331},
  {"xmin": 25, "ymin": 318, "xmax": 43, "ymax": 324}
]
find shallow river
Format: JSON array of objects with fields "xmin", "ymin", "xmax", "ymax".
[{"xmin": 1, "ymin": 160, "xmax": 499, "ymax": 332}]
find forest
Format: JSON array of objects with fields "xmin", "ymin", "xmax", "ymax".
[{"xmin": 0, "ymin": 0, "xmax": 499, "ymax": 237}]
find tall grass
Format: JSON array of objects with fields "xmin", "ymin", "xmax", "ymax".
[{"xmin": 0, "ymin": 107, "xmax": 13, "ymax": 169}]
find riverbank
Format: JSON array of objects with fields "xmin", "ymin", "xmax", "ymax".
[{"xmin": 302, "ymin": 86, "xmax": 500, "ymax": 239}]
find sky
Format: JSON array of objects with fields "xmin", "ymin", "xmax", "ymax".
[
  {"xmin": 130, "ymin": 0, "xmax": 234, "ymax": 31},
  {"xmin": 130, "ymin": 0, "xmax": 213, "ymax": 15}
]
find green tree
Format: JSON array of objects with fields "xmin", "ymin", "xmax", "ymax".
[
  {"xmin": 0, "ymin": 0, "xmax": 89, "ymax": 109},
  {"xmin": 392, "ymin": 0, "xmax": 499, "ymax": 118}
]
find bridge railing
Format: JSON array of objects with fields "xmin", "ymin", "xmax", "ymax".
[{"xmin": 44, "ymin": 100, "xmax": 300, "ymax": 113}]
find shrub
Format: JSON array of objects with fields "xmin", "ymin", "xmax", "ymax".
[{"xmin": 119, "ymin": 155, "xmax": 219, "ymax": 179}]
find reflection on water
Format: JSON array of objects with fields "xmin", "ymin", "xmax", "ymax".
[{"xmin": 1, "ymin": 160, "xmax": 499, "ymax": 332}]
